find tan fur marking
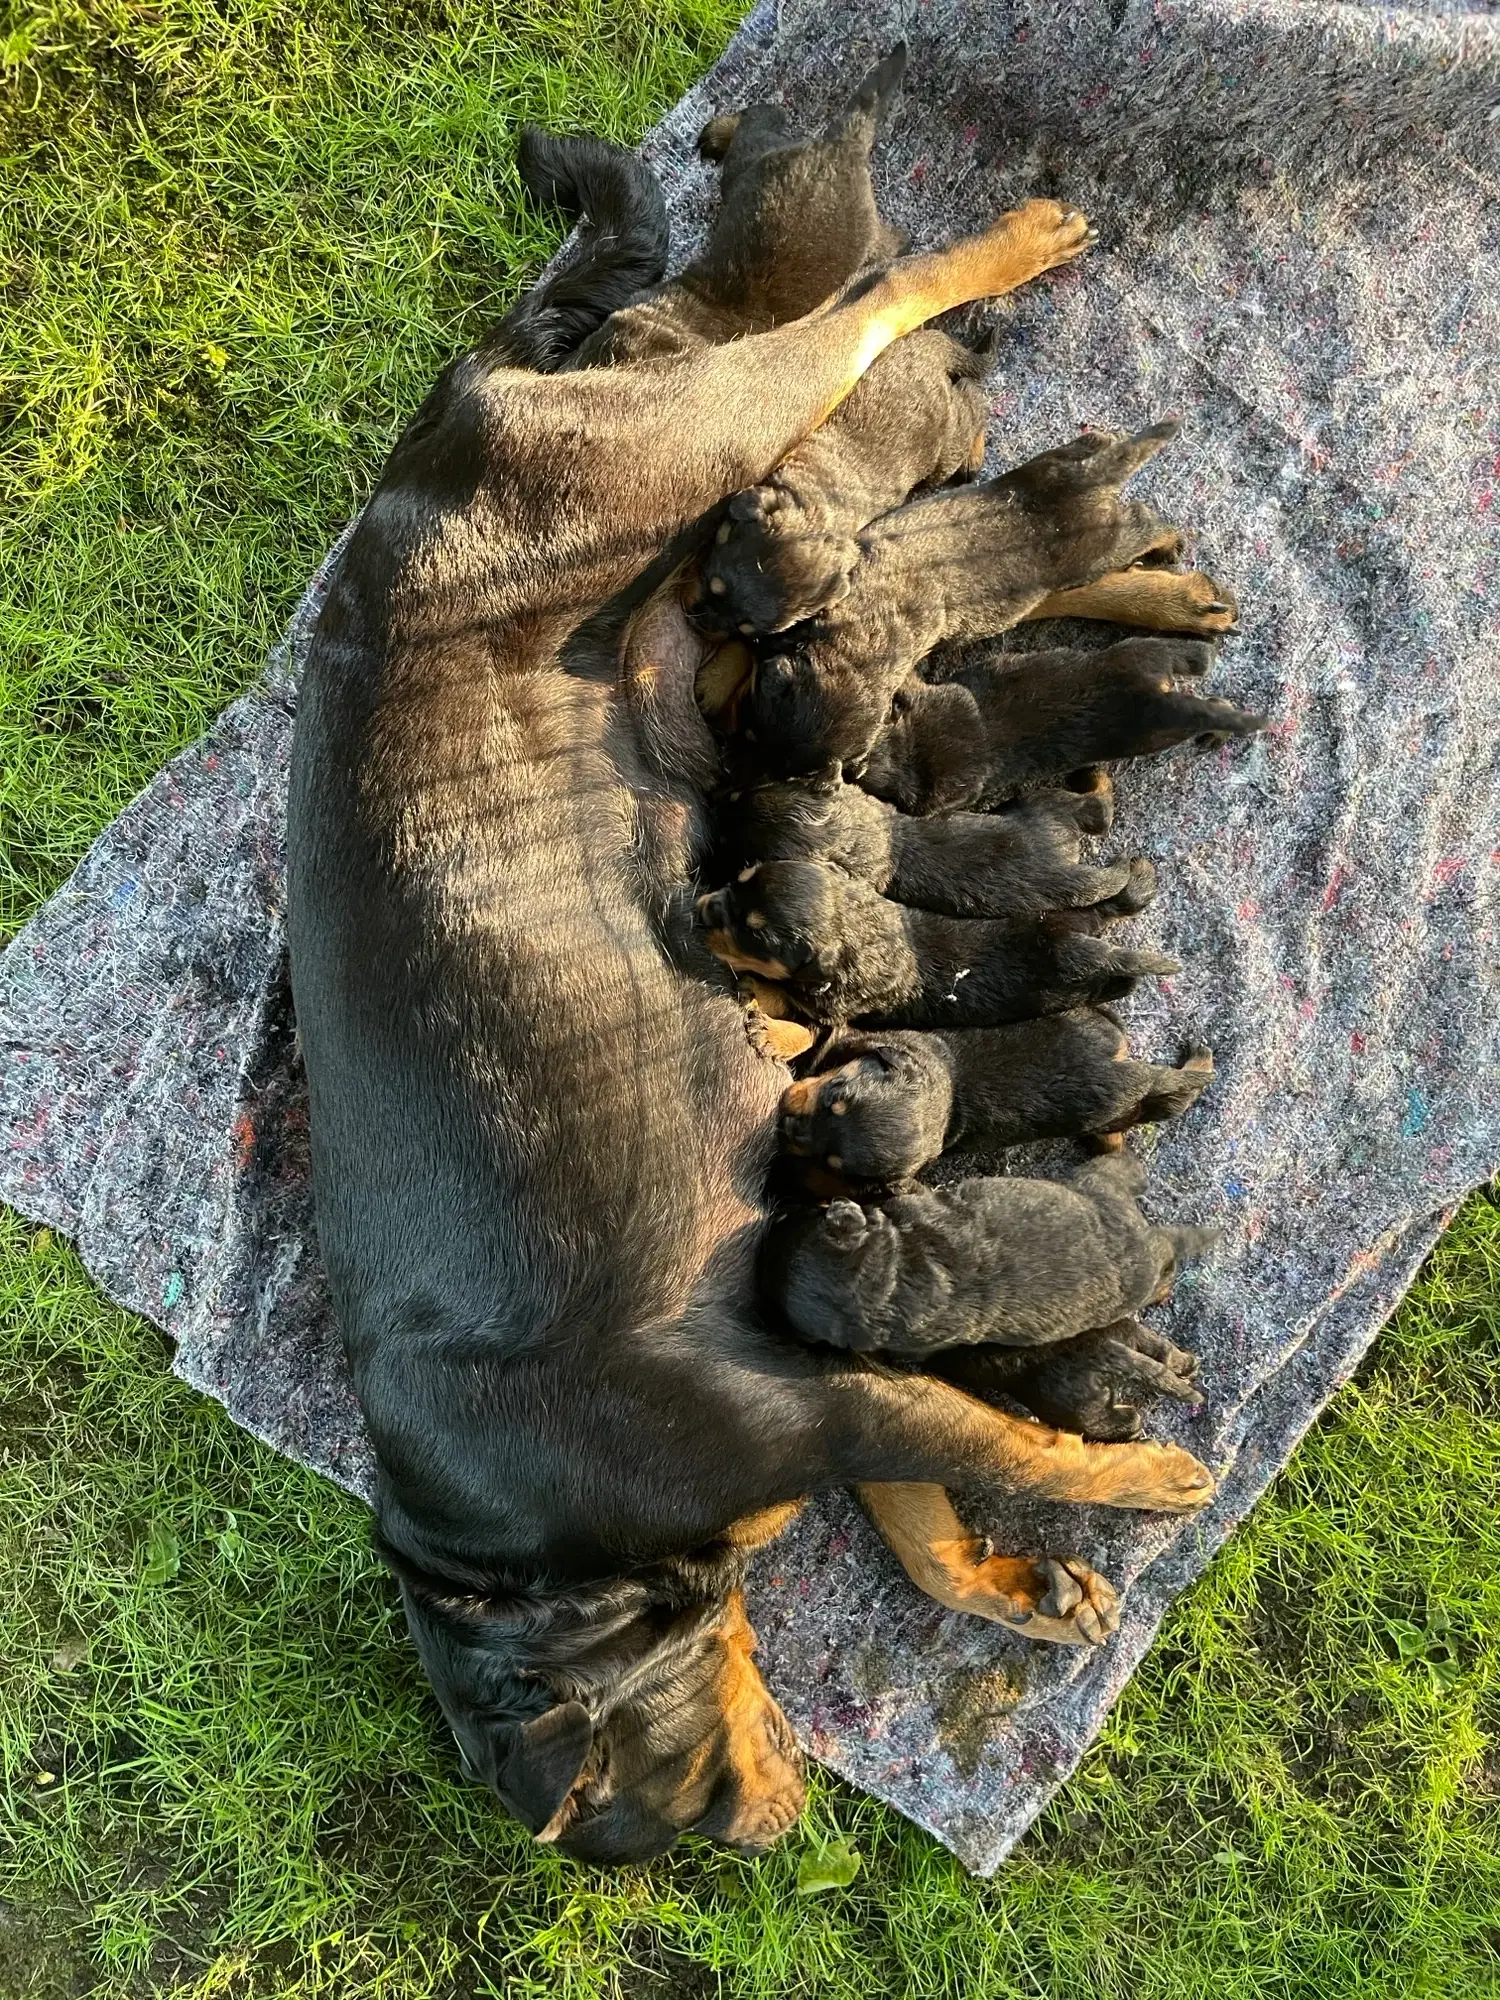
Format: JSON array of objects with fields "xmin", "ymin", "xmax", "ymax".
[
  {"xmin": 856, "ymin": 1484, "xmax": 1120, "ymax": 1646},
  {"xmin": 1025, "ymin": 568, "xmax": 1238, "ymax": 633},
  {"xmin": 819, "ymin": 201, "xmax": 1093, "ymax": 421},
  {"xmin": 695, "ymin": 640, "xmax": 754, "ymax": 727},
  {"xmin": 724, "ymin": 1500, "xmax": 806, "ymax": 1549},
  {"xmin": 705, "ymin": 932, "xmax": 792, "ymax": 980},
  {"xmin": 760, "ymin": 1017, "xmax": 816, "ymax": 1061}
]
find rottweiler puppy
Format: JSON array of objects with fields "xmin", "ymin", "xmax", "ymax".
[
  {"xmin": 695, "ymin": 855, "xmax": 1174, "ymax": 1028},
  {"xmin": 779, "ymin": 1013, "xmax": 1214, "ymax": 1187},
  {"xmin": 712, "ymin": 774, "xmax": 1141, "ymax": 919},
  {"xmin": 930, "ymin": 1320, "xmax": 1203, "ymax": 1443},
  {"xmin": 695, "ymin": 327, "xmax": 993, "ymax": 635},
  {"xmin": 572, "ymin": 46, "xmax": 911, "ymax": 368},
  {"xmin": 730, "ymin": 421, "xmax": 1236, "ymax": 777},
  {"xmin": 289, "ymin": 71, "xmax": 1217, "ymax": 1864},
  {"xmin": 761, "ymin": 1150, "xmax": 1219, "ymax": 1354},
  {"xmin": 860, "ymin": 635, "xmax": 1266, "ymax": 816}
]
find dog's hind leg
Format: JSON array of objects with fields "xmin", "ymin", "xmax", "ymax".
[
  {"xmin": 855, "ymin": 1481, "xmax": 1120, "ymax": 1645},
  {"xmin": 811, "ymin": 1367, "xmax": 1216, "ymax": 1511}
]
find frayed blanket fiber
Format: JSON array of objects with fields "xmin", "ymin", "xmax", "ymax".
[{"xmin": 2, "ymin": 0, "xmax": 1497, "ymax": 1875}]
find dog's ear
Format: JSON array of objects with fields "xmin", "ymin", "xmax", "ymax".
[{"xmin": 486, "ymin": 1702, "xmax": 596, "ymax": 1838}]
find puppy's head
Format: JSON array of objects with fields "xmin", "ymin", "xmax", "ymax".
[
  {"xmin": 779, "ymin": 1037, "xmax": 952, "ymax": 1185},
  {"xmin": 739, "ymin": 650, "xmax": 885, "ymax": 776},
  {"xmin": 405, "ymin": 1584, "xmax": 804, "ymax": 1864},
  {"xmin": 699, "ymin": 493, "xmax": 860, "ymax": 637},
  {"xmin": 694, "ymin": 859, "xmax": 865, "ymax": 998}
]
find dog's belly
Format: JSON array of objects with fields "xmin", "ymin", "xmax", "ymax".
[{"xmin": 292, "ymin": 603, "xmax": 790, "ymax": 1568}]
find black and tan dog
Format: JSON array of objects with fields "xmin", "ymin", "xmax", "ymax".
[
  {"xmin": 860, "ymin": 633, "xmax": 1265, "ymax": 815},
  {"xmin": 713, "ymin": 773, "xmax": 1141, "ymax": 919},
  {"xmin": 761, "ymin": 1150, "xmax": 1219, "ymax": 1355},
  {"xmin": 929, "ymin": 1320, "xmax": 1204, "ymax": 1444},
  {"xmin": 288, "ymin": 69, "xmax": 1221, "ymax": 1864},
  {"xmin": 779, "ymin": 1012, "xmax": 1214, "ymax": 1187},
  {"xmin": 696, "ymin": 853, "xmax": 1172, "ymax": 1027}
]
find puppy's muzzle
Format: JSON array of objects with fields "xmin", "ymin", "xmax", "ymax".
[{"xmin": 695, "ymin": 889, "xmax": 734, "ymax": 932}]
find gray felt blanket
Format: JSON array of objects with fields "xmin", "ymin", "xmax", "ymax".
[{"xmin": 3, "ymin": 0, "xmax": 1498, "ymax": 1875}]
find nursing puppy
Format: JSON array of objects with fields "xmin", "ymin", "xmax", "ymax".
[
  {"xmin": 779, "ymin": 1013, "xmax": 1214, "ymax": 1187},
  {"xmin": 712, "ymin": 775, "xmax": 1137, "ymax": 919},
  {"xmin": 762, "ymin": 1151, "xmax": 1219, "ymax": 1354},
  {"xmin": 931, "ymin": 1321, "xmax": 1204, "ymax": 1442},
  {"xmin": 289, "ymin": 68, "xmax": 1218, "ymax": 1865},
  {"xmin": 696, "ymin": 854, "xmax": 1172, "ymax": 1028},
  {"xmin": 861, "ymin": 634, "xmax": 1266, "ymax": 815},
  {"xmin": 733, "ymin": 422, "xmax": 1235, "ymax": 777},
  {"xmin": 696, "ymin": 327, "xmax": 993, "ymax": 635}
]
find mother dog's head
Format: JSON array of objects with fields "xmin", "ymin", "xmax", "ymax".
[{"xmin": 399, "ymin": 1571, "xmax": 805, "ymax": 1862}]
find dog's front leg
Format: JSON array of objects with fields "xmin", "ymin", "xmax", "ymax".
[
  {"xmin": 854, "ymin": 1480, "xmax": 1121, "ymax": 1646},
  {"xmin": 1023, "ymin": 565, "xmax": 1238, "ymax": 636}
]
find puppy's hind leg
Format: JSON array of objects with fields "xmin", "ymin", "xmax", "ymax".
[{"xmin": 1127, "ymin": 1044, "xmax": 1215, "ymax": 1127}]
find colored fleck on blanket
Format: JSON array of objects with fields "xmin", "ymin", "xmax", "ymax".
[{"xmin": 2, "ymin": 0, "xmax": 1497, "ymax": 1876}]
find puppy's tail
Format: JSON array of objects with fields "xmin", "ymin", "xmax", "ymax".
[{"xmin": 501, "ymin": 131, "xmax": 670, "ymax": 370}]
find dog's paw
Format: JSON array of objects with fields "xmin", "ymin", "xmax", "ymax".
[
  {"xmin": 1099, "ymin": 1320, "xmax": 1202, "ymax": 1403},
  {"xmin": 1142, "ymin": 568, "xmax": 1238, "ymax": 634},
  {"xmin": 1093, "ymin": 1439, "xmax": 1217, "ymax": 1512},
  {"xmin": 1065, "ymin": 767, "xmax": 1115, "ymax": 835},
  {"xmin": 987, "ymin": 199, "xmax": 1096, "ymax": 283},
  {"xmin": 964, "ymin": 1552, "xmax": 1120, "ymax": 1646},
  {"xmin": 1091, "ymin": 857, "xmax": 1157, "ymax": 921}
]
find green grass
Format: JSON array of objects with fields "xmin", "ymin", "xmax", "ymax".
[{"xmin": 1, "ymin": 3, "xmax": 1498, "ymax": 1994}]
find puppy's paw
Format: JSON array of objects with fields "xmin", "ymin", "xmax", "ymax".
[
  {"xmin": 821, "ymin": 1199, "xmax": 872, "ymax": 1248},
  {"xmin": 1091, "ymin": 857, "xmax": 1157, "ymax": 921},
  {"xmin": 1065, "ymin": 767, "xmax": 1115, "ymax": 835},
  {"xmin": 1192, "ymin": 695, "xmax": 1267, "ymax": 744},
  {"xmin": 1100, "ymin": 1320, "xmax": 1202, "ymax": 1403}
]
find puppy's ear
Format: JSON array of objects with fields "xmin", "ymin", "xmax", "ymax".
[{"xmin": 487, "ymin": 1702, "xmax": 595, "ymax": 1838}]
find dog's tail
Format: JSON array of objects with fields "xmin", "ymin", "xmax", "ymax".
[{"xmin": 500, "ymin": 131, "xmax": 670, "ymax": 370}]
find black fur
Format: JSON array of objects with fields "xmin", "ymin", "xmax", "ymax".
[
  {"xmin": 713, "ymin": 775, "xmax": 1138, "ymax": 919},
  {"xmin": 931, "ymin": 1320, "xmax": 1203, "ymax": 1441},
  {"xmin": 733, "ymin": 423, "xmax": 1196, "ymax": 777},
  {"xmin": 861, "ymin": 635, "xmax": 1266, "ymax": 814},
  {"xmin": 697, "ymin": 329, "xmax": 990, "ymax": 635},
  {"xmin": 286, "ymin": 59, "xmax": 1215, "ymax": 1867},
  {"xmin": 695, "ymin": 856, "xmax": 1174, "ymax": 1027},
  {"xmin": 779, "ymin": 1013, "xmax": 1214, "ymax": 1186},
  {"xmin": 503, "ymin": 132, "xmax": 671, "ymax": 371},
  {"xmin": 762, "ymin": 1151, "xmax": 1220, "ymax": 1354}
]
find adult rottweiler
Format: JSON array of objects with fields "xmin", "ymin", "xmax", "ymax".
[{"xmin": 287, "ymin": 66, "xmax": 1217, "ymax": 1863}]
